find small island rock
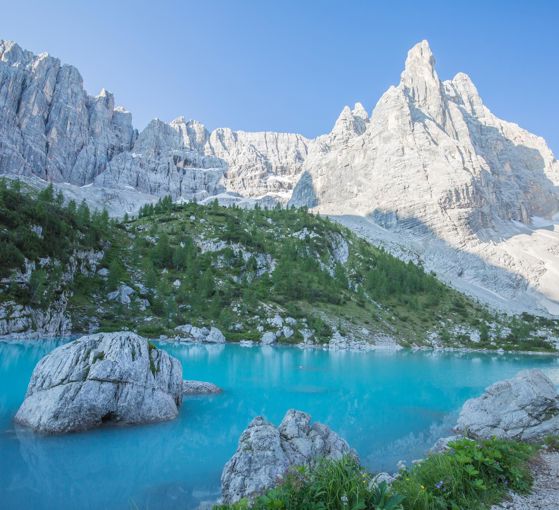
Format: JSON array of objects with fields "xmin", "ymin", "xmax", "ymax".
[
  {"xmin": 14, "ymin": 332, "xmax": 183, "ymax": 434},
  {"xmin": 220, "ymin": 409, "xmax": 357, "ymax": 504}
]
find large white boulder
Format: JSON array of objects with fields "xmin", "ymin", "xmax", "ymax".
[
  {"xmin": 220, "ymin": 409, "xmax": 357, "ymax": 504},
  {"xmin": 455, "ymin": 369, "xmax": 559, "ymax": 441},
  {"xmin": 14, "ymin": 332, "xmax": 183, "ymax": 434}
]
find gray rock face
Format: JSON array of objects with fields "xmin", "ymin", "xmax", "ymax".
[
  {"xmin": 182, "ymin": 380, "xmax": 222, "ymax": 395},
  {"xmin": 14, "ymin": 332, "xmax": 183, "ymax": 433},
  {"xmin": 455, "ymin": 369, "xmax": 559, "ymax": 441},
  {"xmin": 107, "ymin": 284, "xmax": 135, "ymax": 305},
  {"xmin": 0, "ymin": 41, "xmax": 135, "ymax": 184},
  {"xmin": 220, "ymin": 409, "xmax": 357, "ymax": 504},
  {"xmin": 174, "ymin": 324, "xmax": 226, "ymax": 343},
  {"xmin": 429, "ymin": 435, "xmax": 465, "ymax": 454}
]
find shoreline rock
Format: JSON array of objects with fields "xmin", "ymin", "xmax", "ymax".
[
  {"xmin": 174, "ymin": 324, "xmax": 226, "ymax": 344},
  {"xmin": 220, "ymin": 409, "xmax": 357, "ymax": 504},
  {"xmin": 14, "ymin": 331, "xmax": 183, "ymax": 434},
  {"xmin": 455, "ymin": 369, "xmax": 559, "ymax": 441}
]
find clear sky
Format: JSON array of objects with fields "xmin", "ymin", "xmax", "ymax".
[{"xmin": 2, "ymin": 0, "xmax": 558, "ymax": 153}]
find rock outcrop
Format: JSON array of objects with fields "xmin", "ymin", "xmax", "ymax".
[
  {"xmin": 220, "ymin": 409, "xmax": 356, "ymax": 504},
  {"xmin": 290, "ymin": 40, "xmax": 559, "ymax": 316},
  {"xmin": 14, "ymin": 332, "xmax": 183, "ymax": 433},
  {"xmin": 174, "ymin": 324, "xmax": 226, "ymax": 343},
  {"xmin": 455, "ymin": 369, "xmax": 559, "ymax": 441}
]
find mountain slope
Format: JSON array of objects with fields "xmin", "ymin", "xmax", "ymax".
[
  {"xmin": 290, "ymin": 41, "xmax": 559, "ymax": 316},
  {"xmin": 1, "ymin": 179, "xmax": 557, "ymax": 350}
]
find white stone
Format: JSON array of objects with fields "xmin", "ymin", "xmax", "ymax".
[
  {"xmin": 220, "ymin": 409, "xmax": 357, "ymax": 504},
  {"xmin": 455, "ymin": 369, "xmax": 559, "ymax": 441},
  {"xmin": 206, "ymin": 327, "xmax": 226, "ymax": 343},
  {"xmin": 282, "ymin": 326, "xmax": 294, "ymax": 338},
  {"xmin": 14, "ymin": 332, "xmax": 183, "ymax": 433},
  {"xmin": 107, "ymin": 284, "xmax": 135, "ymax": 305},
  {"xmin": 182, "ymin": 380, "xmax": 222, "ymax": 395},
  {"xmin": 260, "ymin": 332, "xmax": 277, "ymax": 345}
]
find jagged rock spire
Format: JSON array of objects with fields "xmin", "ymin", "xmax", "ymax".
[{"xmin": 400, "ymin": 40, "xmax": 447, "ymax": 125}]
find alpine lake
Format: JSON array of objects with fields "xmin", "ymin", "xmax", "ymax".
[{"xmin": 1, "ymin": 339, "xmax": 558, "ymax": 510}]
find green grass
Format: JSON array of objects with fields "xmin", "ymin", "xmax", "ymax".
[
  {"xmin": 393, "ymin": 438, "xmax": 536, "ymax": 510},
  {"xmin": 214, "ymin": 456, "xmax": 404, "ymax": 510},
  {"xmin": 215, "ymin": 438, "xmax": 537, "ymax": 510}
]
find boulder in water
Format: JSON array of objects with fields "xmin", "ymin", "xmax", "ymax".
[{"xmin": 14, "ymin": 332, "xmax": 183, "ymax": 434}]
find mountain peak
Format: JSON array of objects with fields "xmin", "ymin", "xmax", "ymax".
[
  {"xmin": 405, "ymin": 40, "xmax": 434, "ymax": 66},
  {"xmin": 400, "ymin": 40, "xmax": 438, "ymax": 85},
  {"xmin": 399, "ymin": 40, "xmax": 446, "ymax": 123},
  {"xmin": 352, "ymin": 102, "xmax": 369, "ymax": 121}
]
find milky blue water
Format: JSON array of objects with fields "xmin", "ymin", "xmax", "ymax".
[{"xmin": 1, "ymin": 340, "xmax": 558, "ymax": 510}]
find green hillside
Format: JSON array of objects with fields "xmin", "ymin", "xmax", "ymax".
[{"xmin": 0, "ymin": 179, "xmax": 557, "ymax": 350}]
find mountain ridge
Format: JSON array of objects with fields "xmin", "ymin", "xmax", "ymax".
[{"xmin": 1, "ymin": 38, "xmax": 558, "ymax": 317}]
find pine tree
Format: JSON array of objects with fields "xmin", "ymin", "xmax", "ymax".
[{"xmin": 107, "ymin": 258, "xmax": 125, "ymax": 291}]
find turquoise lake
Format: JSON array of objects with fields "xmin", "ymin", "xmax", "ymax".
[{"xmin": 1, "ymin": 340, "xmax": 559, "ymax": 510}]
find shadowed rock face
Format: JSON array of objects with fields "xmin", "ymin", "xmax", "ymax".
[
  {"xmin": 220, "ymin": 409, "xmax": 357, "ymax": 504},
  {"xmin": 455, "ymin": 369, "xmax": 559, "ymax": 441},
  {"xmin": 14, "ymin": 332, "xmax": 183, "ymax": 434}
]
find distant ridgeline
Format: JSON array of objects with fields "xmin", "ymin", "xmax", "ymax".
[{"xmin": 0, "ymin": 178, "xmax": 557, "ymax": 350}]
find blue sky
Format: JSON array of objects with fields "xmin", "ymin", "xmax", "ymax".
[{"xmin": 2, "ymin": 0, "xmax": 558, "ymax": 153}]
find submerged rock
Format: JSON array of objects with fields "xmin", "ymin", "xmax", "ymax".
[
  {"xmin": 14, "ymin": 332, "xmax": 183, "ymax": 434},
  {"xmin": 220, "ymin": 409, "xmax": 357, "ymax": 504},
  {"xmin": 455, "ymin": 369, "xmax": 559, "ymax": 441},
  {"xmin": 182, "ymin": 380, "xmax": 222, "ymax": 395}
]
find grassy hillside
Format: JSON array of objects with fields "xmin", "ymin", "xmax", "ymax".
[{"xmin": 0, "ymin": 179, "xmax": 557, "ymax": 350}]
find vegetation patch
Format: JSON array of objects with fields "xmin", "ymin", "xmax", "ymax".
[
  {"xmin": 215, "ymin": 438, "xmax": 537, "ymax": 510},
  {"xmin": 1, "ymin": 180, "xmax": 558, "ymax": 351}
]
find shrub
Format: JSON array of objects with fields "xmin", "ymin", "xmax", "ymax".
[
  {"xmin": 215, "ymin": 439, "xmax": 535, "ymax": 510},
  {"xmin": 215, "ymin": 456, "xmax": 403, "ymax": 510},
  {"xmin": 392, "ymin": 438, "xmax": 536, "ymax": 510}
]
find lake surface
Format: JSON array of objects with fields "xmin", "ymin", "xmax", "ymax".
[{"xmin": 1, "ymin": 340, "xmax": 558, "ymax": 510}]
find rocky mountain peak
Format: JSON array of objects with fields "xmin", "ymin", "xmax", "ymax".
[
  {"xmin": 400, "ymin": 40, "xmax": 438, "ymax": 86},
  {"xmin": 445, "ymin": 72, "xmax": 485, "ymax": 117},
  {"xmin": 399, "ymin": 39, "xmax": 447, "ymax": 124},
  {"xmin": 351, "ymin": 102, "xmax": 369, "ymax": 121},
  {"xmin": 331, "ymin": 102, "xmax": 369, "ymax": 140}
]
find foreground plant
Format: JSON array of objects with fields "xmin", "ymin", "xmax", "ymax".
[
  {"xmin": 215, "ymin": 456, "xmax": 403, "ymax": 510},
  {"xmin": 215, "ymin": 438, "xmax": 537, "ymax": 510},
  {"xmin": 392, "ymin": 438, "xmax": 536, "ymax": 510}
]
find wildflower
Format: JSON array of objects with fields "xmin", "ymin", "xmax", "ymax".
[
  {"xmin": 435, "ymin": 480, "xmax": 444, "ymax": 490},
  {"xmin": 341, "ymin": 494, "xmax": 349, "ymax": 506}
]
